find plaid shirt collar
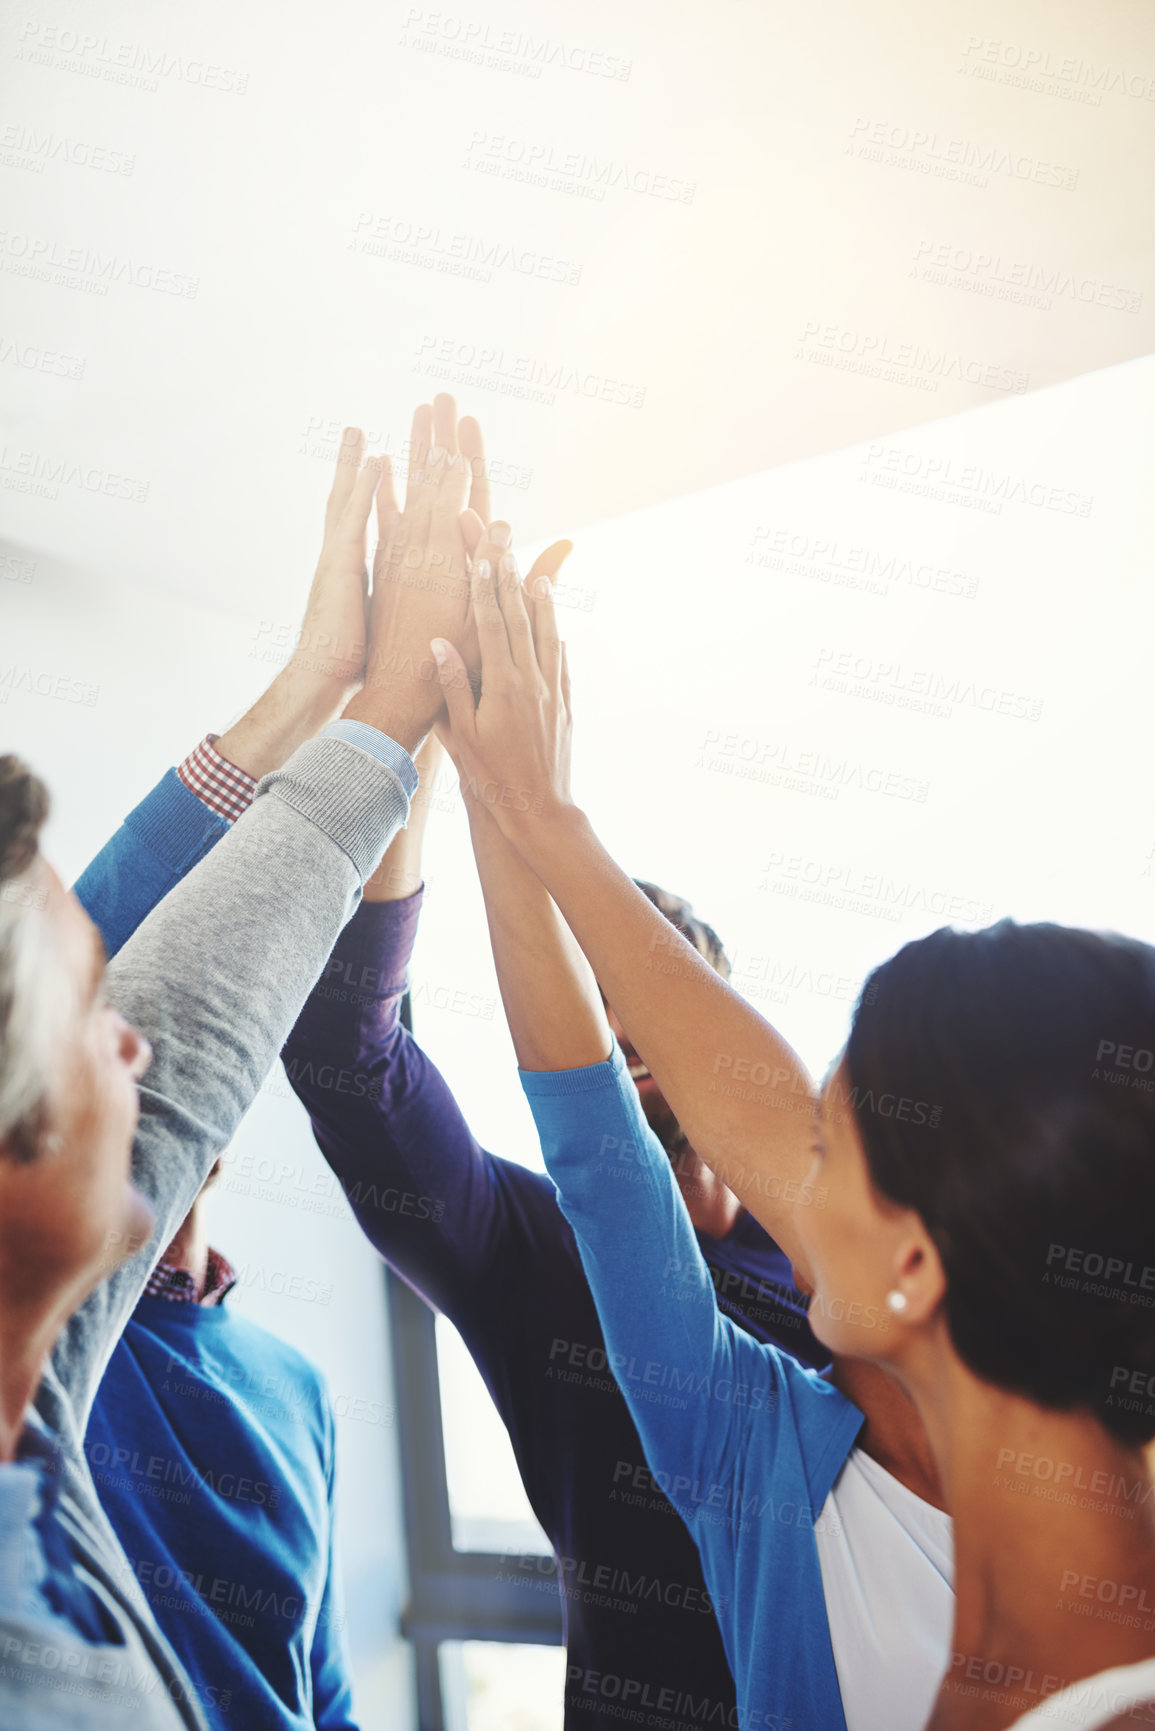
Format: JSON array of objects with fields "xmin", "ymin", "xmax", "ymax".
[{"xmin": 143, "ymin": 1247, "xmax": 236, "ymax": 1308}]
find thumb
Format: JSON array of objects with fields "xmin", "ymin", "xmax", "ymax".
[
  {"xmin": 526, "ymin": 538, "xmax": 574, "ymax": 586},
  {"xmin": 430, "ymin": 638, "xmax": 476, "ymax": 740}
]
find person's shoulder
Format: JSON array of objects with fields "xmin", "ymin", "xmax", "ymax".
[
  {"xmin": 487, "ymin": 1152, "xmax": 585, "ymax": 1253},
  {"xmin": 218, "ymin": 1309, "xmax": 328, "ymax": 1392}
]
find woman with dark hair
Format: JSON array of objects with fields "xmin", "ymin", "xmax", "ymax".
[
  {"xmin": 430, "ymin": 551, "xmax": 1154, "ymax": 1731},
  {"xmin": 795, "ymin": 922, "xmax": 1155, "ymax": 1727}
]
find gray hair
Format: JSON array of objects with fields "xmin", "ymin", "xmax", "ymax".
[{"xmin": 0, "ymin": 757, "xmax": 61, "ymax": 1161}]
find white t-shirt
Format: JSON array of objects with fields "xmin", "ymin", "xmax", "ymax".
[
  {"xmin": 815, "ymin": 1447, "xmax": 955, "ymax": 1731},
  {"xmin": 1008, "ymin": 1658, "xmax": 1155, "ymax": 1729}
]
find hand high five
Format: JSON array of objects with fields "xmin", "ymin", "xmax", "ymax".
[
  {"xmin": 344, "ymin": 394, "xmax": 489, "ymax": 750},
  {"xmin": 432, "ymin": 523, "xmax": 575, "ymax": 832}
]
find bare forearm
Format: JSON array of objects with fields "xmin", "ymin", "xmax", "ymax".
[
  {"xmin": 365, "ymin": 736, "xmax": 441, "ymax": 902},
  {"xmin": 467, "ymin": 802, "xmax": 610, "ymax": 1072},
  {"xmin": 508, "ymin": 806, "xmax": 817, "ymax": 1256},
  {"xmin": 215, "ymin": 663, "xmax": 346, "ymax": 781}
]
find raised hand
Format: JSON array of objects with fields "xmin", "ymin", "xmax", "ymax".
[
  {"xmin": 432, "ymin": 524, "xmax": 575, "ymax": 832},
  {"xmin": 346, "ymin": 395, "xmax": 481, "ymax": 750},
  {"xmin": 289, "ymin": 426, "xmax": 383, "ymax": 696},
  {"xmin": 214, "ymin": 435, "xmax": 384, "ymax": 779}
]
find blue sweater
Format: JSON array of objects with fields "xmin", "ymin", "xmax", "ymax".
[
  {"xmin": 84, "ymin": 1304, "xmax": 355, "ymax": 1731},
  {"xmin": 523, "ymin": 1047, "xmax": 865, "ymax": 1731},
  {"xmin": 75, "ymin": 770, "xmax": 357, "ymax": 1730}
]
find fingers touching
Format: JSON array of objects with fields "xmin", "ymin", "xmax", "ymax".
[{"xmin": 458, "ymin": 415, "xmax": 491, "ymax": 526}]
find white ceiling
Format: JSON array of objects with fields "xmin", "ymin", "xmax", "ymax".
[{"xmin": 2, "ymin": 0, "xmax": 1153, "ymax": 624}]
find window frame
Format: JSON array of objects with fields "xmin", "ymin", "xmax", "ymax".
[{"xmin": 388, "ymin": 995, "xmax": 562, "ymax": 1730}]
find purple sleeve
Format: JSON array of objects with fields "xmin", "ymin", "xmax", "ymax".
[{"xmin": 281, "ymin": 891, "xmax": 528, "ymax": 1323}]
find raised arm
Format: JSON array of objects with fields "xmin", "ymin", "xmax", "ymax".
[
  {"xmin": 433, "ymin": 550, "xmax": 819, "ymax": 1271},
  {"xmin": 443, "ymin": 536, "xmax": 847, "ymax": 1512},
  {"xmin": 281, "ymin": 543, "xmax": 580, "ymax": 1324},
  {"xmin": 280, "ymin": 736, "xmax": 523, "ymax": 1319},
  {"xmin": 74, "ymin": 429, "xmax": 395, "ymax": 957},
  {"xmin": 49, "ymin": 400, "xmax": 492, "ymax": 1430}
]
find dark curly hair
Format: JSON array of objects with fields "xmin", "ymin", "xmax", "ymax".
[
  {"xmin": 0, "ymin": 755, "xmax": 52, "ymax": 1162},
  {"xmin": 846, "ymin": 919, "xmax": 1155, "ymax": 1446},
  {"xmin": 0, "ymin": 755, "xmax": 48, "ymax": 883},
  {"xmin": 632, "ymin": 880, "xmax": 730, "ymax": 981}
]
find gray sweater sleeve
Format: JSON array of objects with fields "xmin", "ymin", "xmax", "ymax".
[{"xmin": 44, "ymin": 734, "xmax": 410, "ymax": 1435}]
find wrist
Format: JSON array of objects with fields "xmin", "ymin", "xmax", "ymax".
[
  {"xmin": 216, "ymin": 665, "xmax": 348, "ymax": 781},
  {"xmin": 488, "ymin": 792, "xmax": 588, "ymax": 860},
  {"xmin": 341, "ymin": 688, "xmax": 429, "ymax": 757}
]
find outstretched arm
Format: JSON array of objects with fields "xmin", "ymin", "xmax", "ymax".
[
  {"xmin": 433, "ymin": 550, "xmax": 819, "ymax": 1273},
  {"xmin": 281, "ymin": 538, "xmax": 578, "ymax": 1324},
  {"xmin": 50, "ymin": 401, "xmax": 489, "ymax": 1430},
  {"xmin": 451, "ymin": 533, "xmax": 608, "ymax": 1073},
  {"xmin": 74, "ymin": 429, "xmax": 395, "ymax": 955},
  {"xmin": 443, "ymin": 535, "xmax": 849, "ymax": 1518}
]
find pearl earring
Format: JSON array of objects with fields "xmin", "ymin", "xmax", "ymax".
[{"xmin": 886, "ymin": 1290, "xmax": 908, "ymax": 1314}]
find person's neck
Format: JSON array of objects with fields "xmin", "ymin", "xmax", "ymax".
[
  {"xmin": 904, "ymin": 1351, "xmax": 1155, "ymax": 1729},
  {"xmin": 829, "ymin": 1355, "xmax": 946, "ymax": 1509},
  {"xmin": 160, "ymin": 1199, "xmax": 209, "ymax": 1299},
  {"xmin": 0, "ymin": 1287, "xmax": 77, "ymax": 1462}
]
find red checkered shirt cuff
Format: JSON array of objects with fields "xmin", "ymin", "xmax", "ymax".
[
  {"xmin": 144, "ymin": 1247, "xmax": 237, "ymax": 1307},
  {"xmin": 176, "ymin": 734, "xmax": 258, "ymax": 825}
]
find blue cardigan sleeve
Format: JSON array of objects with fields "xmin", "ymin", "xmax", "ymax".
[
  {"xmin": 522, "ymin": 1046, "xmax": 863, "ymax": 1731},
  {"xmin": 520, "ymin": 1044, "xmax": 862, "ymax": 1525},
  {"xmin": 72, "ymin": 767, "xmax": 230, "ymax": 957}
]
